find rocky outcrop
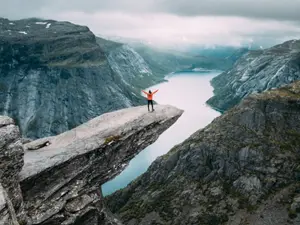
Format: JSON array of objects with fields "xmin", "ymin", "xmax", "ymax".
[
  {"xmin": 0, "ymin": 105, "xmax": 183, "ymax": 225},
  {"xmin": 106, "ymin": 81, "xmax": 300, "ymax": 225},
  {"xmin": 0, "ymin": 18, "xmax": 159, "ymax": 139},
  {"xmin": 207, "ymin": 39, "xmax": 300, "ymax": 112},
  {"xmin": 0, "ymin": 116, "xmax": 26, "ymax": 225}
]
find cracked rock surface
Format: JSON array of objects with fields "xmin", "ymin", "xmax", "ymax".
[{"xmin": 0, "ymin": 105, "xmax": 183, "ymax": 225}]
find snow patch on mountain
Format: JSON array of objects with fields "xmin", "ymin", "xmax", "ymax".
[{"xmin": 35, "ymin": 22, "xmax": 47, "ymax": 25}]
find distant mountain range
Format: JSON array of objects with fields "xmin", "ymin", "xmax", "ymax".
[{"xmin": 118, "ymin": 41, "xmax": 248, "ymax": 72}]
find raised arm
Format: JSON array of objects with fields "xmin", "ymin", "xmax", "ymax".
[
  {"xmin": 142, "ymin": 90, "xmax": 148, "ymax": 95},
  {"xmin": 153, "ymin": 89, "xmax": 159, "ymax": 94}
]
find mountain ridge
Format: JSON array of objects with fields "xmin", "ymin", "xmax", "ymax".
[{"xmin": 207, "ymin": 39, "xmax": 300, "ymax": 112}]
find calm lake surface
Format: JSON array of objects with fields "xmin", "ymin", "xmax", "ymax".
[{"xmin": 102, "ymin": 71, "xmax": 221, "ymax": 196}]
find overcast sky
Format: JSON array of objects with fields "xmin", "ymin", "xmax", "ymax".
[{"xmin": 1, "ymin": 0, "xmax": 300, "ymax": 47}]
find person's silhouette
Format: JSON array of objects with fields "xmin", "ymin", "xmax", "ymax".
[{"xmin": 142, "ymin": 89, "xmax": 159, "ymax": 111}]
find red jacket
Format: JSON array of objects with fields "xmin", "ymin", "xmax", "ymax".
[{"xmin": 142, "ymin": 90, "xmax": 158, "ymax": 100}]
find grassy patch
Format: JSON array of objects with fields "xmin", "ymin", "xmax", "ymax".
[
  {"xmin": 288, "ymin": 209, "xmax": 298, "ymax": 219},
  {"xmin": 287, "ymin": 130, "xmax": 300, "ymax": 138},
  {"xmin": 224, "ymin": 182, "xmax": 258, "ymax": 212},
  {"xmin": 104, "ymin": 135, "xmax": 122, "ymax": 145},
  {"xmin": 47, "ymin": 59, "xmax": 107, "ymax": 68},
  {"xmin": 259, "ymin": 83, "xmax": 300, "ymax": 100},
  {"xmin": 161, "ymin": 146, "xmax": 178, "ymax": 160},
  {"xmin": 0, "ymin": 82, "xmax": 8, "ymax": 92}
]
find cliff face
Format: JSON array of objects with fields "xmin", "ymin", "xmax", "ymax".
[
  {"xmin": 0, "ymin": 18, "xmax": 154, "ymax": 139},
  {"xmin": 97, "ymin": 37, "xmax": 165, "ymax": 89},
  {"xmin": 107, "ymin": 81, "xmax": 300, "ymax": 225},
  {"xmin": 207, "ymin": 39, "xmax": 300, "ymax": 112},
  {"xmin": 0, "ymin": 116, "xmax": 26, "ymax": 224},
  {"xmin": 0, "ymin": 105, "xmax": 183, "ymax": 225}
]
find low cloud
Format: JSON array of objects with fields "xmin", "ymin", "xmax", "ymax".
[
  {"xmin": 0, "ymin": 0, "xmax": 299, "ymax": 47},
  {"xmin": 53, "ymin": 12, "xmax": 300, "ymax": 47},
  {"xmin": 159, "ymin": 0, "xmax": 300, "ymax": 22},
  {"xmin": 1, "ymin": 0, "xmax": 300, "ymax": 22}
]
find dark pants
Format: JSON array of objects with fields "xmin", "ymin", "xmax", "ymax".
[{"xmin": 148, "ymin": 100, "xmax": 154, "ymax": 111}]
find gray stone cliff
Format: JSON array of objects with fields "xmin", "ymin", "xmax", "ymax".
[{"xmin": 0, "ymin": 105, "xmax": 183, "ymax": 225}]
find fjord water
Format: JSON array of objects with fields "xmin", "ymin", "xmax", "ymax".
[{"xmin": 102, "ymin": 71, "xmax": 221, "ymax": 195}]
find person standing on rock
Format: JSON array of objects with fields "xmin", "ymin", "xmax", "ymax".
[{"xmin": 142, "ymin": 90, "xmax": 159, "ymax": 112}]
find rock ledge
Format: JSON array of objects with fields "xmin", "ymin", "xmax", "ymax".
[{"xmin": 0, "ymin": 105, "xmax": 183, "ymax": 225}]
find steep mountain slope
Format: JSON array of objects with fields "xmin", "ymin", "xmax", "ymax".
[
  {"xmin": 0, "ymin": 18, "xmax": 154, "ymax": 138},
  {"xmin": 107, "ymin": 81, "xmax": 300, "ymax": 225},
  {"xmin": 97, "ymin": 38, "xmax": 165, "ymax": 89},
  {"xmin": 207, "ymin": 39, "xmax": 300, "ymax": 112}
]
